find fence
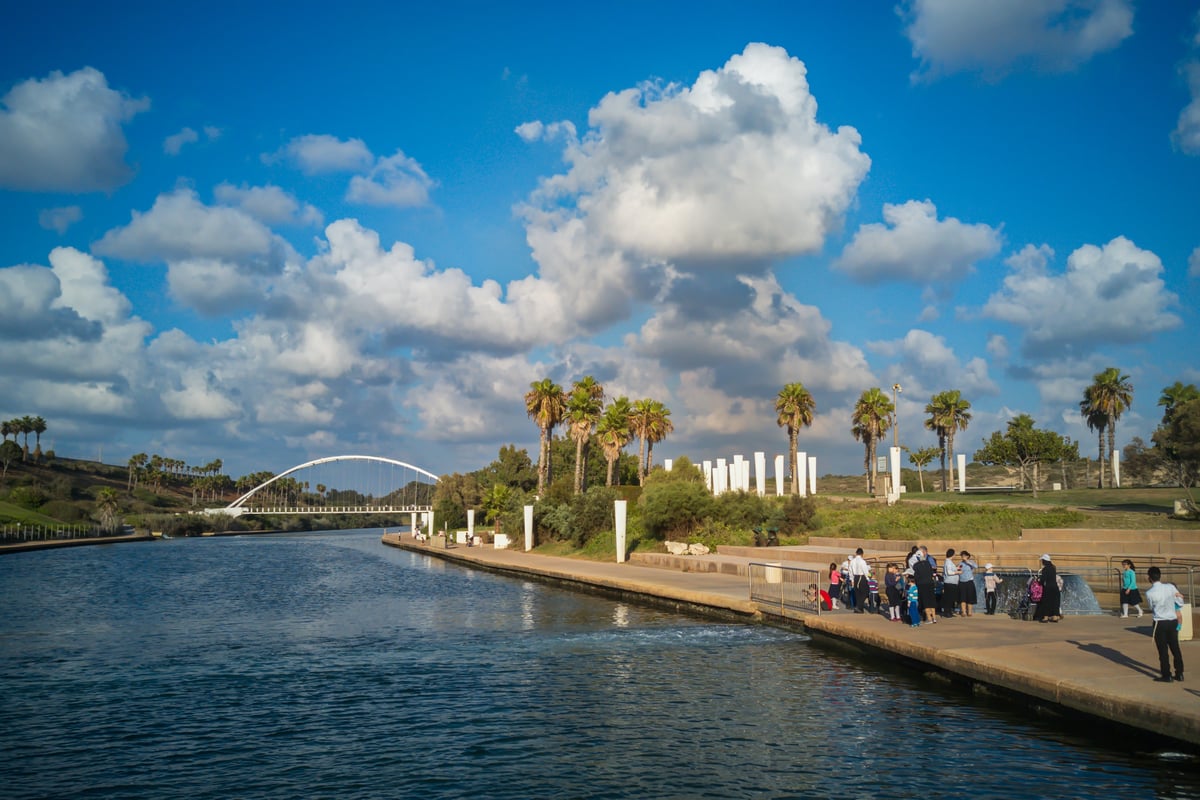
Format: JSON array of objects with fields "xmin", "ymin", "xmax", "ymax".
[
  {"xmin": 1, "ymin": 524, "xmax": 119, "ymax": 545},
  {"xmin": 985, "ymin": 559, "xmax": 1200, "ymax": 610},
  {"xmin": 748, "ymin": 562, "xmax": 822, "ymax": 619}
]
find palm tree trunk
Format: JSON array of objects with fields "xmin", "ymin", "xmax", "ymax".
[
  {"xmin": 638, "ymin": 436, "xmax": 647, "ymax": 485},
  {"xmin": 538, "ymin": 429, "xmax": 550, "ymax": 493},
  {"xmin": 789, "ymin": 429, "xmax": 799, "ymax": 495},
  {"xmin": 947, "ymin": 432, "xmax": 956, "ymax": 491},
  {"xmin": 1107, "ymin": 422, "xmax": 1117, "ymax": 489},
  {"xmin": 606, "ymin": 455, "xmax": 615, "ymax": 487},
  {"xmin": 868, "ymin": 439, "xmax": 878, "ymax": 494},
  {"xmin": 574, "ymin": 437, "xmax": 585, "ymax": 494},
  {"xmin": 863, "ymin": 445, "xmax": 871, "ymax": 493},
  {"xmin": 1097, "ymin": 427, "xmax": 1106, "ymax": 489}
]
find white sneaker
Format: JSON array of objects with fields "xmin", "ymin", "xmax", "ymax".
[
  {"xmin": 1121, "ymin": 613, "xmax": 1128, "ymax": 618},
  {"xmin": 1138, "ymin": 609, "xmax": 1144, "ymax": 618}
]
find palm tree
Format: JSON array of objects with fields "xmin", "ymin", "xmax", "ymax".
[
  {"xmin": 1079, "ymin": 389, "xmax": 1108, "ymax": 488},
  {"xmin": 18, "ymin": 416, "xmax": 34, "ymax": 461},
  {"xmin": 925, "ymin": 390, "xmax": 972, "ymax": 491},
  {"xmin": 644, "ymin": 400, "xmax": 674, "ymax": 476},
  {"xmin": 1080, "ymin": 367, "xmax": 1133, "ymax": 488},
  {"xmin": 851, "ymin": 388, "xmax": 893, "ymax": 495},
  {"xmin": 1, "ymin": 419, "xmax": 14, "ymax": 442},
  {"xmin": 908, "ymin": 446, "xmax": 939, "ymax": 493},
  {"xmin": 566, "ymin": 377, "xmax": 605, "ymax": 494},
  {"xmin": 31, "ymin": 416, "xmax": 46, "ymax": 460},
  {"xmin": 525, "ymin": 378, "xmax": 565, "ymax": 494},
  {"xmin": 596, "ymin": 397, "xmax": 633, "ymax": 486},
  {"xmin": 1159, "ymin": 382, "xmax": 1199, "ymax": 424},
  {"xmin": 95, "ymin": 487, "xmax": 121, "ymax": 532},
  {"xmin": 775, "ymin": 382, "xmax": 816, "ymax": 495}
]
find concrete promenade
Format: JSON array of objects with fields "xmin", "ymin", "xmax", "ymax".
[{"xmin": 384, "ymin": 532, "xmax": 1200, "ymax": 749}]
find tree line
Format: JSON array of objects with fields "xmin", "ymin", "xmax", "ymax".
[{"xmin": 1, "ymin": 415, "xmax": 48, "ymax": 462}]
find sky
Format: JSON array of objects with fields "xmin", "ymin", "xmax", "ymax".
[{"xmin": 1, "ymin": 0, "xmax": 1198, "ymax": 482}]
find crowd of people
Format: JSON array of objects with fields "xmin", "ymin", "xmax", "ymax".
[
  {"xmin": 807, "ymin": 545, "xmax": 1062, "ymax": 626},
  {"xmin": 804, "ymin": 548, "xmax": 1188, "ymax": 684}
]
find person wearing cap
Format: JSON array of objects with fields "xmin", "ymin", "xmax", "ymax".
[
  {"xmin": 904, "ymin": 568, "xmax": 921, "ymax": 627},
  {"xmin": 1032, "ymin": 554, "xmax": 1061, "ymax": 622},
  {"xmin": 982, "ymin": 563, "xmax": 1003, "ymax": 615}
]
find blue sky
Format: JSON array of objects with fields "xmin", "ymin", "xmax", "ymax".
[{"xmin": 1, "ymin": 0, "xmax": 1197, "ymax": 481}]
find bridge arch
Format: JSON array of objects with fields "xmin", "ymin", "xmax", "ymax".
[{"xmin": 223, "ymin": 454, "xmax": 439, "ymax": 516}]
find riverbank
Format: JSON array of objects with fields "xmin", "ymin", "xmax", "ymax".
[
  {"xmin": 0, "ymin": 532, "xmax": 155, "ymax": 554},
  {"xmin": 384, "ymin": 532, "xmax": 1200, "ymax": 749}
]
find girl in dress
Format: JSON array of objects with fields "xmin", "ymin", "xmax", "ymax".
[
  {"xmin": 828, "ymin": 563, "xmax": 841, "ymax": 610},
  {"xmin": 1120, "ymin": 559, "xmax": 1144, "ymax": 619}
]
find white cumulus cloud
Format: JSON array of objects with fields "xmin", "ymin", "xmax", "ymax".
[
  {"xmin": 0, "ymin": 67, "xmax": 149, "ymax": 192},
  {"xmin": 214, "ymin": 182, "xmax": 323, "ymax": 226},
  {"xmin": 835, "ymin": 199, "xmax": 1002, "ymax": 283},
  {"xmin": 1190, "ymin": 245, "xmax": 1200, "ymax": 278},
  {"xmin": 345, "ymin": 149, "xmax": 434, "ymax": 207},
  {"xmin": 901, "ymin": 0, "xmax": 1134, "ymax": 80},
  {"xmin": 163, "ymin": 127, "xmax": 199, "ymax": 155},
  {"xmin": 271, "ymin": 134, "xmax": 373, "ymax": 173},
  {"xmin": 983, "ymin": 239, "xmax": 1180, "ymax": 356},
  {"xmin": 517, "ymin": 42, "xmax": 870, "ymax": 330},
  {"xmin": 868, "ymin": 329, "xmax": 999, "ymax": 397}
]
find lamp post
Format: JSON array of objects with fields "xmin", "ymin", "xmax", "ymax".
[{"xmin": 892, "ymin": 383, "xmax": 902, "ymax": 448}]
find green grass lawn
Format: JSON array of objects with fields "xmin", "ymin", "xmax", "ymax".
[{"xmin": 0, "ymin": 500, "xmax": 71, "ymax": 527}]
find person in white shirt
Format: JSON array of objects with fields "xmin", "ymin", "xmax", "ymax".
[
  {"xmin": 848, "ymin": 548, "xmax": 871, "ymax": 614},
  {"xmin": 1145, "ymin": 565, "xmax": 1185, "ymax": 683},
  {"xmin": 941, "ymin": 548, "xmax": 960, "ymax": 619}
]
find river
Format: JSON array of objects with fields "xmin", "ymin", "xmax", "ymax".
[{"xmin": 1, "ymin": 528, "xmax": 1198, "ymax": 799}]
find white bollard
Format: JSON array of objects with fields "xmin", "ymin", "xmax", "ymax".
[
  {"xmin": 957, "ymin": 453, "xmax": 966, "ymax": 493},
  {"xmin": 1111, "ymin": 450, "xmax": 1121, "ymax": 488},
  {"xmin": 809, "ymin": 456, "xmax": 817, "ymax": 495},
  {"xmin": 754, "ymin": 452, "xmax": 766, "ymax": 497},
  {"xmin": 524, "ymin": 504, "xmax": 534, "ymax": 551},
  {"xmin": 615, "ymin": 500, "xmax": 627, "ymax": 563},
  {"xmin": 774, "ymin": 455, "xmax": 784, "ymax": 496},
  {"xmin": 796, "ymin": 452, "xmax": 807, "ymax": 497},
  {"xmin": 467, "ymin": 509, "xmax": 475, "ymax": 540},
  {"xmin": 889, "ymin": 446, "xmax": 902, "ymax": 504},
  {"xmin": 664, "ymin": 458, "xmax": 673, "ymax": 472}
]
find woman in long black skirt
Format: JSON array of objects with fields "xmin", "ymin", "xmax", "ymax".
[{"xmin": 1033, "ymin": 554, "xmax": 1061, "ymax": 622}]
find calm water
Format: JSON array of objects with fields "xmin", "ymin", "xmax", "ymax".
[{"xmin": 2, "ymin": 529, "xmax": 1198, "ymax": 799}]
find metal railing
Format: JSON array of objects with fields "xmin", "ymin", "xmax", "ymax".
[
  {"xmin": 748, "ymin": 562, "xmax": 822, "ymax": 619},
  {"xmin": 1, "ymin": 524, "xmax": 119, "ymax": 545}
]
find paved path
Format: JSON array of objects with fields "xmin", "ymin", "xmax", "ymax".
[{"xmin": 384, "ymin": 533, "xmax": 1200, "ymax": 748}]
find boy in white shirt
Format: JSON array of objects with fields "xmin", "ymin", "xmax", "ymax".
[{"xmin": 1146, "ymin": 566, "xmax": 1185, "ymax": 683}]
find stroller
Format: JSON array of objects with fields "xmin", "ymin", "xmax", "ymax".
[{"xmin": 1012, "ymin": 575, "xmax": 1041, "ymax": 620}]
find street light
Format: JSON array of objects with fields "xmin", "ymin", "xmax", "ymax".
[{"xmin": 892, "ymin": 383, "xmax": 902, "ymax": 448}]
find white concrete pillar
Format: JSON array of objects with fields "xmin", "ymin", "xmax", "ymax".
[
  {"xmin": 410, "ymin": 511, "xmax": 417, "ymax": 536},
  {"xmin": 429, "ymin": 509, "xmax": 436, "ymax": 541},
  {"xmin": 614, "ymin": 500, "xmax": 627, "ymax": 563},
  {"xmin": 754, "ymin": 452, "xmax": 766, "ymax": 497},
  {"xmin": 523, "ymin": 504, "xmax": 534, "ymax": 551},
  {"xmin": 742, "ymin": 458, "xmax": 751, "ymax": 492},
  {"xmin": 1111, "ymin": 450, "xmax": 1121, "ymax": 488},
  {"xmin": 808, "ymin": 456, "xmax": 817, "ymax": 494},
  {"xmin": 703, "ymin": 460, "xmax": 713, "ymax": 492},
  {"xmin": 774, "ymin": 455, "xmax": 784, "ymax": 496},
  {"xmin": 796, "ymin": 452, "xmax": 808, "ymax": 497},
  {"xmin": 728, "ymin": 464, "xmax": 737, "ymax": 493},
  {"xmin": 889, "ymin": 446, "xmax": 902, "ymax": 504},
  {"xmin": 716, "ymin": 458, "xmax": 727, "ymax": 495},
  {"xmin": 957, "ymin": 453, "xmax": 966, "ymax": 492},
  {"xmin": 664, "ymin": 458, "xmax": 673, "ymax": 472},
  {"xmin": 467, "ymin": 509, "xmax": 475, "ymax": 539}
]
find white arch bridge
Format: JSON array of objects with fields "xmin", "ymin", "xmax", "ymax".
[{"xmin": 206, "ymin": 455, "xmax": 439, "ymax": 518}]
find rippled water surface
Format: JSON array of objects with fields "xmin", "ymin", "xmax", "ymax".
[{"xmin": 2, "ymin": 529, "xmax": 1199, "ymax": 799}]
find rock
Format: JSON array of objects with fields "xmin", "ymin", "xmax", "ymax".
[
  {"xmin": 665, "ymin": 540, "xmax": 689, "ymax": 555},
  {"xmin": 687, "ymin": 543, "xmax": 710, "ymax": 556}
]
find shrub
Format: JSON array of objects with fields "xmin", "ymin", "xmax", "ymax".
[
  {"xmin": 571, "ymin": 486, "xmax": 618, "ymax": 547},
  {"xmin": 9, "ymin": 485, "xmax": 49, "ymax": 509},
  {"xmin": 713, "ymin": 491, "xmax": 770, "ymax": 530},
  {"xmin": 781, "ymin": 495, "xmax": 818, "ymax": 534},
  {"xmin": 639, "ymin": 480, "xmax": 713, "ymax": 540},
  {"xmin": 38, "ymin": 500, "xmax": 89, "ymax": 523}
]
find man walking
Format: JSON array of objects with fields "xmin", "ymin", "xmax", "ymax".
[
  {"xmin": 848, "ymin": 547, "xmax": 871, "ymax": 614},
  {"xmin": 1146, "ymin": 566, "xmax": 1185, "ymax": 683}
]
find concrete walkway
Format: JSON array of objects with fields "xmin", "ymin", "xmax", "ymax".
[{"xmin": 384, "ymin": 533, "xmax": 1200, "ymax": 748}]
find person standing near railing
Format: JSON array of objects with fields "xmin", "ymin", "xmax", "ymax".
[
  {"xmin": 942, "ymin": 549, "xmax": 960, "ymax": 619},
  {"xmin": 1120, "ymin": 559, "xmax": 1144, "ymax": 619},
  {"xmin": 848, "ymin": 548, "xmax": 871, "ymax": 614}
]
